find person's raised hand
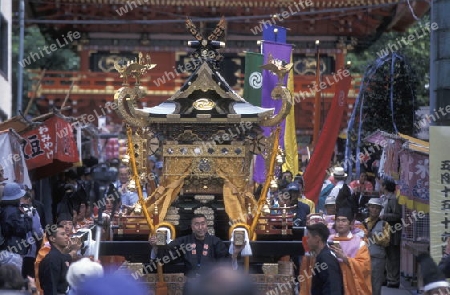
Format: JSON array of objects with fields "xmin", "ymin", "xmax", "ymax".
[{"xmin": 148, "ymin": 235, "xmax": 158, "ymax": 248}]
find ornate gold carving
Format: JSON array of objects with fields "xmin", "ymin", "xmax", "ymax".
[
  {"xmin": 194, "ymin": 207, "xmax": 214, "ymax": 218},
  {"xmin": 262, "ymin": 264, "xmax": 279, "ymax": 275},
  {"xmin": 164, "ymin": 206, "xmax": 181, "ymax": 225},
  {"xmin": 233, "ymin": 230, "xmax": 245, "ymax": 246},
  {"xmin": 246, "ymin": 132, "xmax": 266, "ymax": 155},
  {"xmin": 163, "ymin": 144, "xmax": 245, "ymax": 158},
  {"xmin": 168, "ymin": 63, "xmax": 244, "ymax": 102},
  {"xmin": 114, "ymin": 86, "xmax": 148, "ymax": 127},
  {"xmin": 185, "ymin": 16, "xmax": 227, "ymax": 43},
  {"xmin": 259, "ymin": 85, "xmax": 293, "ymax": 127},
  {"xmin": 193, "ymin": 195, "xmax": 215, "ymax": 202},
  {"xmin": 193, "ymin": 98, "xmax": 216, "ymax": 111},
  {"xmin": 205, "ymin": 214, "xmax": 215, "ymax": 221},
  {"xmin": 155, "ymin": 230, "xmax": 167, "ymax": 246},
  {"xmin": 192, "ymin": 158, "xmax": 214, "ymax": 175},
  {"xmin": 164, "ymin": 215, "xmax": 180, "ymax": 221},
  {"xmin": 176, "ymin": 130, "xmax": 202, "ymax": 142},
  {"xmin": 259, "ymin": 54, "xmax": 294, "ymax": 127},
  {"xmin": 122, "ymin": 127, "xmax": 149, "ymax": 188},
  {"xmin": 264, "ymin": 133, "xmax": 283, "ymax": 168},
  {"xmin": 167, "ymin": 208, "xmax": 180, "ymax": 215},
  {"xmin": 183, "ymin": 177, "xmax": 223, "ymax": 195},
  {"xmin": 261, "ymin": 53, "xmax": 294, "ymax": 86},
  {"xmin": 114, "ymin": 52, "xmax": 156, "ymax": 85}
]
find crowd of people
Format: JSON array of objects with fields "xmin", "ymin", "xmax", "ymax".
[
  {"xmin": 0, "ymin": 159, "xmax": 448, "ymax": 295},
  {"xmin": 0, "ymin": 156, "xmax": 163, "ymax": 295},
  {"xmin": 294, "ymin": 168, "xmax": 403, "ymax": 295},
  {"xmin": 260, "ymin": 166, "xmax": 449, "ymax": 295}
]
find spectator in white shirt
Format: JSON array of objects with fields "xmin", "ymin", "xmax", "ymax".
[{"xmin": 115, "ymin": 166, "xmax": 139, "ymax": 206}]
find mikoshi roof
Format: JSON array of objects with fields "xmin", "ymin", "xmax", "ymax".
[{"xmin": 135, "ymin": 62, "xmax": 274, "ymax": 123}]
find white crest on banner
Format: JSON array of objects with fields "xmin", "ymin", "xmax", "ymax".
[{"xmin": 249, "ymin": 72, "xmax": 262, "ymax": 89}]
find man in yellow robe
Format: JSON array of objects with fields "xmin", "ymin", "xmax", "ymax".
[{"xmin": 329, "ymin": 207, "xmax": 372, "ymax": 295}]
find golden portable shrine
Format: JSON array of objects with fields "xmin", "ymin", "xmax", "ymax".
[{"xmin": 103, "ymin": 19, "xmax": 303, "ymax": 294}]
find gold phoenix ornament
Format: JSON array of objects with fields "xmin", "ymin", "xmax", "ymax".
[
  {"xmin": 114, "ymin": 52, "xmax": 157, "ymax": 85},
  {"xmin": 260, "ymin": 53, "xmax": 293, "ymax": 85}
]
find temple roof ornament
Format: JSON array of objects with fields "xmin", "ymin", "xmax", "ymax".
[
  {"xmin": 186, "ymin": 17, "xmax": 226, "ymax": 71},
  {"xmin": 113, "ymin": 52, "xmax": 156, "ymax": 86}
]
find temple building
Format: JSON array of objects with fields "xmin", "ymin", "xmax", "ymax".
[{"xmin": 26, "ymin": 0, "xmax": 429, "ymax": 138}]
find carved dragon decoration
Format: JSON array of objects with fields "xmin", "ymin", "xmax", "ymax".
[
  {"xmin": 259, "ymin": 53, "xmax": 294, "ymax": 127},
  {"xmin": 114, "ymin": 84, "xmax": 148, "ymax": 128},
  {"xmin": 114, "ymin": 52, "xmax": 155, "ymax": 127}
]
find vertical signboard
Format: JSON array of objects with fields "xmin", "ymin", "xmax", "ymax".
[{"xmin": 430, "ymin": 126, "xmax": 450, "ymax": 262}]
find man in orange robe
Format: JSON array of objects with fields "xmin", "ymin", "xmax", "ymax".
[{"xmin": 329, "ymin": 207, "xmax": 372, "ymax": 295}]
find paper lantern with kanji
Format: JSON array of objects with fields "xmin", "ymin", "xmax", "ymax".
[{"xmin": 22, "ymin": 116, "xmax": 79, "ymax": 179}]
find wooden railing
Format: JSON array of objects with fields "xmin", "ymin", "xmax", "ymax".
[
  {"xmin": 28, "ymin": 70, "xmax": 362, "ymax": 131},
  {"xmin": 29, "ymin": 70, "xmax": 362, "ymax": 96},
  {"xmin": 28, "ymin": 70, "xmax": 184, "ymax": 92}
]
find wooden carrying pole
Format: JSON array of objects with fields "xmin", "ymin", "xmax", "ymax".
[
  {"xmin": 250, "ymin": 126, "xmax": 281, "ymax": 237},
  {"xmin": 127, "ymin": 126, "xmax": 167, "ymax": 295},
  {"xmin": 126, "ymin": 126, "xmax": 155, "ymax": 233}
]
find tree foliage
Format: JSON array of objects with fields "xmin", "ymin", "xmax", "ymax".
[
  {"xmin": 11, "ymin": 26, "xmax": 79, "ymax": 117},
  {"xmin": 342, "ymin": 15, "xmax": 430, "ymax": 176},
  {"xmin": 356, "ymin": 53, "xmax": 417, "ymax": 136},
  {"xmin": 347, "ymin": 14, "xmax": 430, "ymax": 106}
]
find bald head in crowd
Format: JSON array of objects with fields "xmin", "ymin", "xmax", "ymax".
[{"xmin": 184, "ymin": 265, "xmax": 257, "ymax": 295}]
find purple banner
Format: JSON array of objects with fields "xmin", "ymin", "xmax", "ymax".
[
  {"xmin": 253, "ymin": 41, "xmax": 292, "ymax": 184},
  {"xmin": 263, "ymin": 25, "xmax": 287, "ymax": 43}
]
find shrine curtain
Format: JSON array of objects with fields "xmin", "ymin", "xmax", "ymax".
[
  {"xmin": 216, "ymin": 157, "xmax": 257, "ymax": 223},
  {"xmin": 146, "ymin": 157, "xmax": 193, "ymax": 222}
]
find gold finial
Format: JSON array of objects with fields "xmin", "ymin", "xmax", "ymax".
[
  {"xmin": 276, "ymin": 146, "xmax": 285, "ymax": 164},
  {"xmin": 260, "ymin": 53, "xmax": 293, "ymax": 86},
  {"xmin": 114, "ymin": 52, "xmax": 157, "ymax": 85}
]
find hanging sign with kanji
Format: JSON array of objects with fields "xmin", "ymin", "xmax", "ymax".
[
  {"xmin": 22, "ymin": 116, "xmax": 79, "ymax": 171},
  {"xmin": 430, "ymin": 126, "xmax": 450, "ymax": 263},
  {"xmin": 398, "ymin": 150, "xmax": 429, "ymax": 207}
]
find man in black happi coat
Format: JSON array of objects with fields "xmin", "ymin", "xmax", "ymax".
[{"xmin": 149, "ymin": 214, "xmax": 244, "ymax": 277}]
